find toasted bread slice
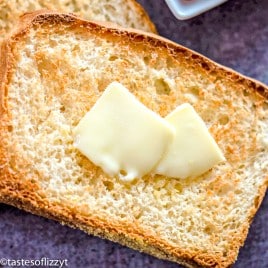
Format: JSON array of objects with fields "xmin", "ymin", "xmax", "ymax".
[
  {"xmin": 0, "ymin": 0, "xmax": 156, "ymax": 42},
  {"xmin": 0, "ymin": 11, "xmax": 267, "ymax": 268}
]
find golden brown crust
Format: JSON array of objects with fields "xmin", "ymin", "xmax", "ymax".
[{"xmin": 0, "ymin": 11, "xmax": 267, "ymax": 268}]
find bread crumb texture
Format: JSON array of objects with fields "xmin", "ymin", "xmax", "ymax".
[
  {"xmin": 1, "ymin": 15, "xmax": 268, "ymax": 268},
  {"xmin": 0, "ymin": 0, "xmax": 156, "ymax": 41}
]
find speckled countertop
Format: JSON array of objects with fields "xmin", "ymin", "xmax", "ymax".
[{"xmin": 0, "ymin": 0, "xmax": 267, "ymax": 267}]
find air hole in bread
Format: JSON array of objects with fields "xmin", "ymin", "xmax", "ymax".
[
  {"xmin": 155, "ymin": 78, "xmax": 171, "ymax": 95},
  {"xmin": 72, "ymin": 44, "xmax": 80, "ymax": 54},
  {"xmin": 134, "ymin": 211, "xmax": 143, "ymax": 220},
  {"xmin": 218, "ymin": 183, "xmax": 232, "ymax": 196},
  {"xmin": 191, "ymin": 54, "xmax": 200, "ymax": 60},
  {"xmin": 166, "ymin": 56, "xmax": 174, "ymax": 68},
  {"xmin": 49, "ymin": 39, "xmax": 58, "ymax": 48},
  {"xmin": 256, "ymin": 85, "xmax": 268, "ymax": 99},
  {"xmin": 219, "ymin": 115, "xmax": 229, "ymax": 125},
  {"xmin": 223, "ymin": 99, "xmax": 230, "ymax": 105},
  {"xmin": 185, "ymin": 86, "xmax": 201, "ymax": 103},
  {"xmin": 190, "ymin": 86, "xmax": 200, "ymax": 97},
  {"xmin": 120, "ymin": 169, "xmax": 127, "ymax": 176},
  {"xmin": 36, "ymin": 56, "xmax": 53, "ymax": 78},
  {"xmin": 109, "ymin": 55, "xmax": 118, "ymax": 61},
  {"xmin": 236, "ymin": 165, "xmax": 245, "ymax": 175},
  {"xmin": 201, "ymin": 62, "xmax": 210, "ymax": 71},
  {"xmin": 243, "ymin": 89, "xmax": 250, "ymax": 97},
  {"xmin": 222, "ymin": 251, "xmax": 228, "ymax": 258},
  {"xmin": 60, "ymin": 106, "xmax": 66, "ymax": 113},
  {"xmin": 103, "ymin": 181, "xmax": 114, "ymax": 191},
  {"xmin": 82, "ymin": 4, "xmax": 89, "ymax": 11},
  {"xmin": 104, "ymin": 4, "xmax": 116, "ymax": 12},
  {"xmin": 204, "ymin": 226, "xmax": 213, "ymax": 234},
  {"xmin": 234, "ymin": 189, "xmax": 242, "ymax": 195},
  {"xmin": 7, "ymin": 125, "xmax": 13, "ymax": 132},
  {"xmin": 174, "ymin": 183, "xmax": 183, "ymax": 193},
  {"xmin": 143, "ymin": 56, "xmax": 150, "ymax": 64}
]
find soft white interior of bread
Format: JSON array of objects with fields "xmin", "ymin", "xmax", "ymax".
[{"xmin": 6, "ymin": 23, "xmax": 268, "ymax": 262}]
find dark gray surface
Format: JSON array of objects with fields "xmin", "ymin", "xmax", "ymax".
[{"xmin": 0, "ymin": 0, "xmax": 268, "ymax": 267}]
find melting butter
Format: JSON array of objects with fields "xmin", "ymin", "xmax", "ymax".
[
  {"xmin": 155, "ymin": 103, "xmax": 225, "ymax": 179},
  {"xmin": 73, "ymin": 82, "xmax": 174, "ymax": 181}
]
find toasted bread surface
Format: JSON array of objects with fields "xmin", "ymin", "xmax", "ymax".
[
  {"xmin": 0, "ymin": 11, "xmax": 267, "ymax": 268},
  {"xmin": 0, "ymin": 0, "xmax": 156, "ymax": 42}
]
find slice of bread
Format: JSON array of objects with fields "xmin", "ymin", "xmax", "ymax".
[
  {"xmin": 0, "ymin": 11, "xmax": 267, "ymax": 268},
  {"xmin": 0, "ymin": 0, "xmax": 156, "ymax": 42}
]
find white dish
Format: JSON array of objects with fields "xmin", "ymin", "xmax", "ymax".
[{"xmin": 165, "ymin": 0, "xmax": 228, "ymax": 20}]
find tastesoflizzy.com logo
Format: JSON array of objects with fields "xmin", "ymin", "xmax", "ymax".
[{"xmin": 0, "ymin": 257, "xmax": 68, "ymax": 267}]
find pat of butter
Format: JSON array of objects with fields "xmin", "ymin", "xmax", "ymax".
[
  {"xmin": 155, "ymin": 103, "xmax": 225, "ymax": 179},
  {"xmin": 73, "ymin": 82, "xmax": 174, "ymax": 181}
]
